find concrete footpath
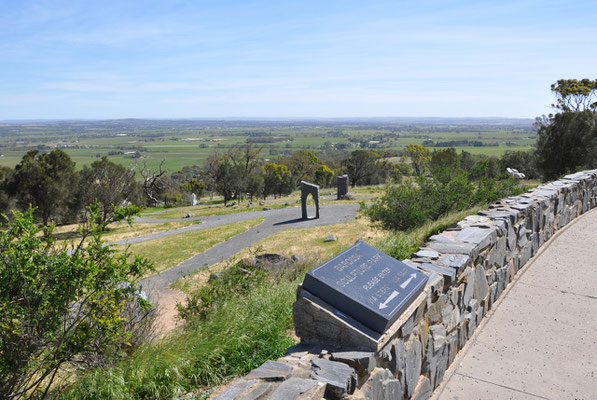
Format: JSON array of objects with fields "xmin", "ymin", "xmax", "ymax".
[{"xmin": 433, "ymin": 208, "xmax": 597, "ymax": 400}]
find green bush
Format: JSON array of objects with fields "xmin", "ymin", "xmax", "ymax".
[
  {"xmin": 365, "ymin": 172, "xmax": 524, "ymax": 231},
  {"xmin": 0, "ymin": 204, "xmax": 153, "ymax": 399}
]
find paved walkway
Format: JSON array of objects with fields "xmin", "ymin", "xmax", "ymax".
[{"xmin": 433, "ymin": 208, "xmax": 597, "ymax": 400}]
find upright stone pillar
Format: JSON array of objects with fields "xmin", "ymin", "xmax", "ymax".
[{"xmin": 337, "ymin": 175, "xmax": 349, "ymax": 199}]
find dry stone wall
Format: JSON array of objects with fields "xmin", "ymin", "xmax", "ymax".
[{"xmin": 213, "ymin": 170, "xmax": 597, "ymax": 400}]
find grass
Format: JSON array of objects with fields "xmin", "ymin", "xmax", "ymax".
[
  {"xmin": 52, "ymin": 221, "xmax": 194, "ymax": 245},
  {"xmin": 120, "ymin": 218, "xmax": 264, "ymax": 274},
  {"xmin": 172, "ymin": 214, "xmax": 385, "ymax": 293},
  {"xmin": 57, "ymin": 276, "xmax": 299, "ymax": 400},
  {"xmin": 373, "ymin": 205, "xmax": 490, "ymax": 260}
]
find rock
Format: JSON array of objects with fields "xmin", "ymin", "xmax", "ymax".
[
  {"xmin": 330, "ymin": 351, "xmax": 376, "ymax": 375},
  {"xmin": 455, "ymin": 227, "xmax": 497, "ymax": 250},
  {"xmin": 418, "ymin": 262, "xmax": 456, "ymax": 280},
  {"xmin": 263, "ymin": 207, "xmax": 273, "ymax": 211},
  {"xmin": 428, "ymin": 241, "xmax": 478, "ymax": 259},
  {"xmin": 238, "ymin": 382, "xmax": 272, "ymax": 400},
  {"xmin": 240, "ymin": 257, "xmax": 257, "ymax": 268},
  {"xmin": 291, "ymin": 254, "xmax": 305, "ymax": 263},
  {"xmin": 245, "ymin": 360, "xmax": 292, "ymax": 381},
  {"xmin": 324, "ymin": 235, "xmax": 337, "ymax": 242},
  {"xmin": 208, "ymin": 273, "xmax": 222, "ymax": 282},
  {"xmin": 428, "ymin": 325, "xmax": 448, "ymax": 388},
  {"xmin": 462, "ymin": 267, "xmax": 475, "ymax": 307},
  {"xmin": 390, "ymin": 337, "xmax": 405, "ymax": 373},
  {"xmin": 362, "ymin": 368, "xmax": 402, "ymax": 400},
  {"xmin": 311, "ymin": 358, "xmax": 356, "ymax": 398},
  {"xmin": 474, "ymin": 266, "xmax": 490, "ymax": 301},
  {"xmin": 269, "ymin": 377, "xmax": 324, "ymax": 400},
  {"xmin": 414, "ymin": 249, "xmax": 440, "ymax": 259},
  {"xmin": 214, "ymin": 379, "xmax": 257, "ymax": 400},
  {"xmin": 184, "ymin": 212, "xmax": 194, "ymax": 218},
  {"xmin": 254, "ymin": 254, "xmax": 292, "ymax": 272},
  {"xmin": 411, "ymin": 376, "xmax": 433, "ymax": 400},
  {"xmin": 405, "ymin": 338, "xmax": 422, "ymax": 398},
  {"xmin": 437, "ymin": 254, "xmax": 470, "ymax": 275},
  {"xmin": 259, "ymin": 200, "xmax": 265, "ymax": 206}
]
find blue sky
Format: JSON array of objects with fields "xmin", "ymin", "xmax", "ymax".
[{"xmin": 1, "ymin": 0, "xmax": 596, "ymax": 120}]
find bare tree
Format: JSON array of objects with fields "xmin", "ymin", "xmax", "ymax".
[{"xmin": 137, "ymin": 160, "xmax": 167, "ymax": 206}]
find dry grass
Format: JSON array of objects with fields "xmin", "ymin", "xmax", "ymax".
[
  {"xmin": 173, "ymin": 214, "xmax": 385, "ymax": 293},
  {"xmin": 120, "ymin": 218, "xmax": 265, "ymax": 274},
  {"xmin": 51, "ymin": 221, "xmax": 195, "ymax": 245}
]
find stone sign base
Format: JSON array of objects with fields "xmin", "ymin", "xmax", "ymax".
[{"xmin": 293, "ymin": 285, "xmax": 428, "ymax": 352}]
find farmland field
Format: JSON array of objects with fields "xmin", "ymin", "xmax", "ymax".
[{"xmin": 0, "ymin": 118, "xmax": 536, "ymax": 171}]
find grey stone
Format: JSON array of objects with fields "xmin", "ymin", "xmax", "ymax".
[
  {"xmin": 405, "ymin": 338, "xmax": 422, "ymax": 398},
  {"xmin": 324, "ymin": 235, "xmax": 337, "ymax": 242},
  {"xmin": 245, "ymin": 360, "xmax": 292, "ymax": 381},
  {"xmin": 239, "ymin": 382, "xmax": 272, "ymax": 400},
  {"xmin": 455, "ymin": 227, "xmax": 497, "ymax": 250},
  {"xmin": 489, "ymin": 236, "xmax": 507, "ymax": 267},
  {"xmin": 428, "ymin": 241, "xmax": 478, "ymax": 259},
  {"xmin": 214, "ymin": 379, "xmax": 257, "ymax": 400},
  {"xmin": 330, "ymin": 351, "xmax": 376, "ymax": 375},
  {"xmin": 363, "ymin": 368, "xmax": 403, "ymax": 400},
  {"xmin": 311, "ymin": 358, "xmax": 356, "ymax": 398},
  {"xmin": 414, "ymin": 249, "xmax": 440, "ymax": 259},
  {"xmin": 269, "ymin": 378, "xmax": 321, "ymax": 400},
  {"xmin": 418, "ymin": 262, "xmax": 456, "ymax": 279},
  {"xmin": 474, "ymin": 266, "xmax": 490, "ymax": 301},
  {"xmin": 411, "ymin": 376, "xmax": 433, "ymax": 400},
  {"xmin": 462, "ymin": 267, "xmax": 475, "ymax": 307},
  {"xmin": 301, "ymin": 181, "xmax": 320, "ymax": 219},
  {"xmin": 428, "ymin": 234, "xmax": 454, "ymax": 243},
  {"xmin": 437, "ymin": 254, "xmax": 470, "ymax": 275},
  {"xmin": 447, "ymin": 330, "xmax": 459, "ymax": 365},
  {"xmin": 254, "ymin": 254, "xmax": 293, "ymax": 272},
  {"xmin": 337, "ymin": 175, "xmax": 349, "ymax": 199},
  {"xmin": 390, "ymin": 337, "xmax": 405, "ymax": 373}
]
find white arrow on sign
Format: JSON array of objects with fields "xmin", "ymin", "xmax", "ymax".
[
  {"xmin": 400, "ymin": 273, "xmax": 417, "ymax": 289},
  {"xmin": 379, "ymin": 290, "xmax": 399, "ymax": 309}
]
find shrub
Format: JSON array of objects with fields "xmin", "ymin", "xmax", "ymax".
[
  {"xmin": 365, "ymin": 172, "xmax": 524, "ymax": 231},
  {"xmin": 0, "ymin": 204, "xmax": 154, "ymax": 399}
]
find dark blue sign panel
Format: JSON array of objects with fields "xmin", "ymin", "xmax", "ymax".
[{"xmin": 302, "ymin": 242, "xmax": 428, "ymax": 334}]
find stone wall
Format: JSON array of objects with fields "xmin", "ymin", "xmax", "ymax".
[{"xmin": 214, "ymin": 170, "xmax": 597, "ymax": 400}]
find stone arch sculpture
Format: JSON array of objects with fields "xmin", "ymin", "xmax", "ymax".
[{"xmin": 301, "ymin": 181, "xmax": 320, "ymax": 220}]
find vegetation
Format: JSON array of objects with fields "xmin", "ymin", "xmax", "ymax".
[
  {"xmin": 365, "ymin": 159, "xmax": 526, "ymax": 231},
  {"xmin": 0, "ymin": 205, "xmax": 153, "ymax": 399},
  {"xmin": 120, "ymin": 218, "xmax": 264, "ymax": 274},
  {"xmin": 535, "ymin": 79, "xmax": 597, "ymax": 180}
]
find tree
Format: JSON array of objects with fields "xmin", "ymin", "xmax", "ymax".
[
  {"xmin": 499, "ymin": 150, "xmax": 539, "ymax": 179},
  {"xmin": 430, "ymin": 148, "xmax": 459, "ymax": 172},
  {"xmin": 0, "ymin": 204, "xmax": 154, "ymax": 399},
  {"xmin": 284, "ymin": 150, "xmax": 321, "ymax": 183},
  {"xmin": 10, "ymin": 150, "xmax": 79, "ymax": 225},
  {"xmin": 342, "ymin": 150, "xmax": 380, "ymax": 187},
  {"xmin": 535, "ymin": 79, "xmax": 597, "ymax": 180},
  {"xmin": 138, "ymin": 160, "xmax": 167, "ymax": 207},
  {"xmin": 550, "ymin": 79, "xmax": 597, "ymax": 112},
  {"xmin": 262, "ymin": 163, "xmax": 293, "ymax": 199},
  {"xmin": 314, "ymin": 165, "xmax": 334, "ymax": 188},
  {"xmin": 403, "ymin": 144, "xmax": 431, "ymax": 176},
  {"xmin": 0, "ymin": 166, "xmax": 12, "ymax": 217},
  {"xmin": 536, "ymin": 110, "xmax": 597, "ymax": 179},
  {"xmin": 78, "ymin": 157, "xmax": 141, "ymax": 224}
]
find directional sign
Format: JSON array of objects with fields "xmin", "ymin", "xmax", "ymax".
[{"xmin": 302, "ymin": 241, "xmax": 428, "ymax": 334}]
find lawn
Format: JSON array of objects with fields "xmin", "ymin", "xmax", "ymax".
[{"xmin": 120, "ymin": 218, "xmax": 264, "ymax": 273}]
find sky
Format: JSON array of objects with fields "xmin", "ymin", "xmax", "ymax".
[{"xmin": 0, "ymin": 0, "xmax": 596, "ymax": 120}]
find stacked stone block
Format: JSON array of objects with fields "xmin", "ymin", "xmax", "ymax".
[{"xmin": 214, "ymin": 170, "xmax": 597, "ymax": 400}]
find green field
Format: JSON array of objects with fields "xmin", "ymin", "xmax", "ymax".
[{"xmin": 0, "ymin": 118, "xmax": 536, "ymax": 171}]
